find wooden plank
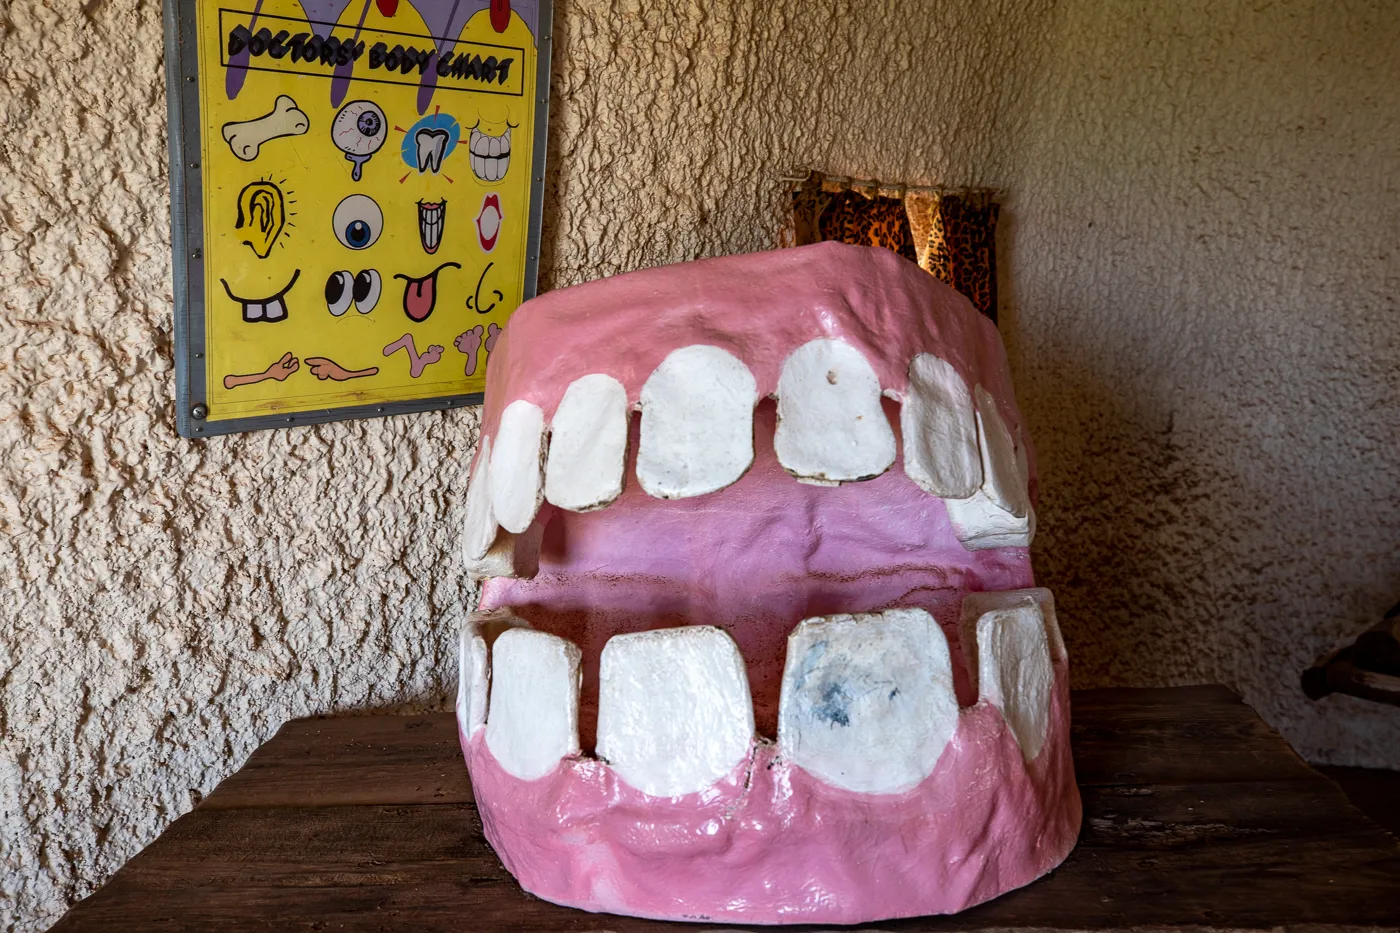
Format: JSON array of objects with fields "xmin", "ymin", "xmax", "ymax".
[
  {"xmin": 49, "ymin": 687, "xmax": 1400, "ymax": 932},
  {"xmin": 201, "ymin": 713, "xmax": 472, "ymax": 809},
  {"xmin": 53, "ymin": 778, "xmax": 1400, "ymax": 932},
  {"xmin": 1070, "ymin": 685, "xmax": 1323, "ymax": 786}
]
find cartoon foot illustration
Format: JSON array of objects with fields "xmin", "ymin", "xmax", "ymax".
[
  {"xmin": 305, "ymin": 357, "xmax": 379, "ymax": 381},
  {"xmin": 485, "ymin": 321, "xmax": 502, "ymax": 353},
  {"xmin": 223, "ymin": 351, "xmax": 299, "ymax": 389},
  {"xmin": 383, "ymin": 333, "xmax": 444, "ymax": 378},
  {"xmin": 454, "ymin": 325, "xmax": 485, "ymax": 376}
]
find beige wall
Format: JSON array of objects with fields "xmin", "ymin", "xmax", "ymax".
[{"xmin": 1, "ymin": 0, "xmax": 1396, "ymax": 929}]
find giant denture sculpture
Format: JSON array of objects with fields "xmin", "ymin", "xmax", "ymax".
[{"xmin": 457, "ymin": 242, "xmax": 1081, "ymax": 924}]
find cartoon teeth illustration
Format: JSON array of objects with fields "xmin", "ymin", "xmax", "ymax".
[
  {"xmin": 401, "ymin": 113, "xmax": 460, "ymax": 174},
  {"xmin": 474, "ymin": 194, "xmax": 501, "ymax": 252},
  {"xmin": 455, "ymin": 244, "xmax": 1078, "ymax": 925},
  {"xmin": 469, "ymin": 126, "xmax": 511, "ymax": 182},
  {"xmin": 418, "ymin": 200, "xmax": 445, "ymax": 254},
  {"xmin": 219, "ymin": 269, "xmax": 299, "ymax": 323},
  {"xmin": 332, "ymin": 100, "xmax": 387, "ymax": 181}
]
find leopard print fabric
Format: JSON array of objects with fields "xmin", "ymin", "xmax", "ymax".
[{"xmin": 790, "ymin": 173, "xmax": 999, "ymax": 321}]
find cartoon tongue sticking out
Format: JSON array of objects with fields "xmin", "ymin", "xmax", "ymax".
[{"xmin": 394, "ymin": 262, "xmax": 461, "ymax": 322}]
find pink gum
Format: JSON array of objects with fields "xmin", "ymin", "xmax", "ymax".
[
  {"xmin": 478, "ymin": 243, "xmax": 1033, "ymax": 482},
  {"xmin": 461, "ymin": 662, "xmax": 1081, "ymax": 924}
]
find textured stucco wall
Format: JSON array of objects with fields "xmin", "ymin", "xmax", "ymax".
[
  {"xmin": 998, "ymin": 0, "xmax": 1400, "ymax": 769},
  {"xmin": 3, "ymin": 0, "xmax": 1397, "ymax": 928},
  {"xmin": 0, "ymin": 1, "xmax": 1053, "ymax": 929}
]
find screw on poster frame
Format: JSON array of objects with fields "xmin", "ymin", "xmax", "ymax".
[{"xmin": 164, "ymin": 0, "xmax": 552, "ymax": 437}]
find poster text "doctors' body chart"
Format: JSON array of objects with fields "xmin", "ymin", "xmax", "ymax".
[{"xmin": 175, "ymin": 0, "xmax": 547, "ymax": 435}]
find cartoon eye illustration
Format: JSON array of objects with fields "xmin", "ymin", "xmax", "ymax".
[
  {"xmin": 332, "ymin": 194, "xmax": 383, "ymax": 250},
  {"xmin": 353, "ymin": 269, "xmax": 382, "ymax": 313},
  {"xmin": 332, "ymin": 100, "xmax": 387, "ymax": 181},
  {"xmin": 325, "ymin": 271, "xmax": 355, "ymax": 316}
]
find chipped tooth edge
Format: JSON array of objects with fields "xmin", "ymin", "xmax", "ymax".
[
  {"xmin": 973, "ymin": 603, "xmax": 1054, "ymax": 761},
  {"xmin": 972, "ymin": 385, "xmax": 1031, "ymax": 519},
  {"xmin": 773, "ymin": 337, "xmax": 896, "ymax": 483},
  {"xmin": 544, "ymin": 373, "xmax": 630, "ymax": 513},
  {"xmin": 959, "ymin": 588, "xmax": 1066, "ymax": 692},
  {"xmin": 457, "ymin": 624, "xmax": 489, "ymax": 738},
  {"xmin": 464, "ymin": 520, "xmax": 544, "ymax": 581},
  {"xmin": 483, "ymin": 625, "xmax": 583, "ymax": 781},
  {"xmin": 595, "ymin": 625, "xmax": 755, "ymax": 798},
  {"xmin": 489, "ymin": 400, "xmax": 548, "ymax": 534}
]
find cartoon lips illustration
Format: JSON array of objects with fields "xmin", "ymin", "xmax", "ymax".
[
  {"xmin": 455, "ymin": 244, "xmax": 1078, "ymax": 925},
  {"xmin": 394, "ymin": 261, "xmax": 460, "ymax": 322},
  {"xmin": 475, "ymin": 194, "xmax": 502, "ymax": 252},
  {"xmin": 418, "ymin": 200, "xmax": 445, "ymax": 254}
]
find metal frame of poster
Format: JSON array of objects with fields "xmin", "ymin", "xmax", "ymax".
[{"xmin": 164, "ymin": 0, "xmax": 552, "ymax": 437}]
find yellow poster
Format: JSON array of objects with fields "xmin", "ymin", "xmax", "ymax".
[{"xmin": 183, "ymin": 0, "xmax": 545, "ymax": 431}]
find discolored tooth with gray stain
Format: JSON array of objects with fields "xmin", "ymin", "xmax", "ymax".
[
  {"xmin": 636, "ymin": 345, "xmax": 757, "ymax": 499},
  {"xmin": 596, "ymin": 626, "xmax": 754, "ymax": 797},
  {"xmin": 489, "ymin": 400, "xmax": 546, "ymax": 533},
  {"xmin": 778, "ymin": 608, "xmax": 959, "ymax": 794},
  {"xmin": 970, "ymin": 600, "xmax": 1053, "ymax": 761},
  {"xmin": 544, "ymin": 373, "xmax": 629, "ymax": 512},
  {"xmin": 485, "ymin": 627, "xmax": 582, "ymax": 780},
  {"xmin": 774, "ymin": 338, "xmax": 895, "ymax": 483},
  {"xmin": 944, "ymin": 387, "xmax": 1034, "ymax": 549},
  {"xmin": 899, "ymin": 354, "xmax": 982, "ymax": 499}
]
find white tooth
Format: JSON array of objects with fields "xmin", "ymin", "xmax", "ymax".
[
  {"xmin": 473, "ymin": 155, "xmax": 487, "ymax": 179},
  {"xmin": 243, "ymin": 302, "xmax": 264, "ymax": 320},
  {"xmin": 488, "ymin": 135, "xmax": 501, "ymax": 157},
  {"xmin": 264, "ymin": 298, "xmax": 286, "ymax": 321},
  {"xmin": 974, "ymin": 602, "xmax": 1053, "ymax": 761},
  {"xmin": 484, "ymin": 627, "xmax": 582, "ymax": 780},
  {"xmin": 470, "ymin": 128, "xmax": 482, "ymax": 152},
  {"xmin": 959, "ymin": 588, "xmax": 1065, "ymax": 680},
  {"xmin": 943, "ymin": 386, "xmax": 1034, "ymax": 549},
  {"xmin": 544, "ymin": 374, "xmax": 629, "ymax": 512},
  {"xmin": 485, "ymin": 158, "xmax": 499, "ymax": 182},
  {"xmin": 899, "ymin": 353, "xmax": 981, "ymax": 499},
  {"xmin": 636, "ymin": 345, "xmax": 756, "ymax": 499},
  {"xmin": 461, "ymin": 437, "xmax": 497, "ymax": 563},
  {"xmin": 465, "ymin": 522, "xmax": 543, "ymax": 580},
  {"xmin": 488, "ymin": 400, "xmax": 546, "ymax": 534},
  {"xmin": 778, "ymin": 608, "xmax": 958, "ymax": 794},
  {"xmin": 457, "ymin": 623, "xmax": 489, "ymax": 738},
  {"xmin": 774, "ymin": 338, "xmax": 895, "ymax": 483},
  {"xmin": 503, "ymin": 127, "xmax": 511, "ymax": 149},
  {"xmin": 973, "ymin": 386, "xmax": 1029, "ymax": 517},
  {"xmin": 415, "ymin": 128, "xmax": 446, "ymax": 172},
  {"xmin": 596, "ymin": 626, "xmax": 754, "ymax": 797}
]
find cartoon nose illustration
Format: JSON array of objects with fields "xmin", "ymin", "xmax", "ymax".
[{"xmin": 415, "ymin": 128, "xmax": 450, "ymax": 173}]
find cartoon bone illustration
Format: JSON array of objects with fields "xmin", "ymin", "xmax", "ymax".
[{"xmin": 222, "ymin": 95, "xmax": 310, "ymax": 162}]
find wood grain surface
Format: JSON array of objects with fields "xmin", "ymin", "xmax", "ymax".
[{"xmin": 49, "ymin": 686, "xmax": 1400, "ymax": 932}]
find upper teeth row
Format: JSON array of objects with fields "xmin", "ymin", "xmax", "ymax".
[
  {"xmin": 461, "ymin": 340, "xmax": 1034, "ymax": 577},
  {"xmin": 458, "ymin": 588, "xmax": 1063, "ymax": 798},
  {"xmin": 470, "ymin": 127, "xmax": 512, "ymax": 158}
]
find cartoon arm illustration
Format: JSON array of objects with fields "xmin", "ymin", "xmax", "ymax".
[
  {"xmin": 305, "ymin": 357, "xmax": 380, "ymax": 381},
  {"xmin": 223, "ymin": 351, "xmax": 299, "ymax": 389}
]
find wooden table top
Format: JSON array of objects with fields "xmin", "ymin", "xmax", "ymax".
[{"xmin": 50, "ymin": 685, "xmax": 1400, "ymax": 931}]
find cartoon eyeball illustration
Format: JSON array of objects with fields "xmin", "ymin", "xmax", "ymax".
[
  {"xmin": 353, "ymin": 269, "xmax": 381, "ymax": 313},
  {"xmin": 332, "ymin": 100, "xmax": 387, "ymax": 181},
  {"xmin": 332, "ymin": 194, "xmax": 383, "ymax": 250},
  {"xmin": 325, "ymin": 269, "xmax": 383, "ymax": 315}
]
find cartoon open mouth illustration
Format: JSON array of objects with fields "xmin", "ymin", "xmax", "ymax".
[
  {"xmin": 394, "ymin": 261, "xmax": 460, "ymax": 322},
  {"xmin": 469, "ymin": 126, "xmax": 511, "ymax": 182},
  {"xmin": 474, "ymin": 194, "xmax": 501, "ymax": 251},
  {"xmin": 219, "ymin": 269, "xmax": 300, "ymax": 323},
  {"xmin": 418, "ymin": 200, "xmax": 446, "ymax": 254},
  {"xmin": 454, "ymin": 244, "xmax": 1078, "ymax": 925}
]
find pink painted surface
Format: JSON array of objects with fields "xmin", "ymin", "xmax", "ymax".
[
  {"xmin": 462, "ymin": 666, "xmax": 1080, "ymax": 925},
  {"xmin": 482, "ymin": 401, "xmax": 1034, "ymax": 738},
  {"xmin": 464, "ymin": 244, "xmax": 1077, "ymax": 923},
  {"xmin": 475, "ymin": 242, "xmax": 1034, "ymax": 488}
]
